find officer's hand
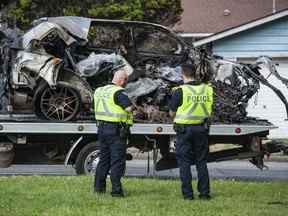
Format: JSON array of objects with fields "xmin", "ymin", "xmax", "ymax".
[{"xmin": 125, "ymin": 105, "xmax": 135, "ymax": 113}]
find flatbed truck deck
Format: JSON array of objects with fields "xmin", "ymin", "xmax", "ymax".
[{"xmin": 0, "ymin": 114, "xmax": 282, "ymax": 175}]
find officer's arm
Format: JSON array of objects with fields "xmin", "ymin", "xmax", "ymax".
[
  {"xmin": 92, "ymin": 91, "xmax": 96, "ymax": 112},
  {"xmin": 169, "ymin": 88, "xmax": 182, "ymax": 119},
  {"xmin": 205, "ymin": 85, "xmax": 214, "ymax": 127},
  {"xmin": 208, "ymin": 85, "xmax": 214, "ymax": 116},
  {"xmin": 115, "ymin": 90, "xmax": 133, "ymax": 113}
]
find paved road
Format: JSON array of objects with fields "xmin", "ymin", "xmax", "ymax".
[{"xmin": 0, "ymin": 160, "xmax": 287, "ymax": 181}]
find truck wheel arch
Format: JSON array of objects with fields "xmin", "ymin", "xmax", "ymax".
[{"xmin": 74, "ymin": 141, "xmax": 100, "ymax": 175}]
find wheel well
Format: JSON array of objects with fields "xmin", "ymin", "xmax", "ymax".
[
  {"xmin": 58, "ymin": 69, "xmax": 93, "ymax": 106},
  {"xmin": 67, "ymin": 137, "xmax": 98, "ymax": 165},
  {"xmin": 34, "ymin": 69, "xmax": 93, "ymax": 111}
]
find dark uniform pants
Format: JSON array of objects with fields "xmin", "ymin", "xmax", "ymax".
[
  {"xmin": 94, "ymin": 123, "xmax": 126, "ymax": 194},
  {"xmin": 175, "ymin": 125, "xmax": 210, "ymax": 198}
]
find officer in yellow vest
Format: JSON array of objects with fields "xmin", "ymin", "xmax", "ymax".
[
  {"xmin": 169, "ymin": 62, "xmax": 213, "ymax": 200},
  {"xmin": 94, "ymin": 67, "xmax": 134, "ymax": 197}
]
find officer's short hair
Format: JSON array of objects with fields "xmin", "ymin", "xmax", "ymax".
[{"xmin": 181, "ymin": 62, "xmax": 196, "ymax": 78}]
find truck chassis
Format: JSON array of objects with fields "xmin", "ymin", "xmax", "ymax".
[{"xmin": 0, "ymin": 114, "xmax": 283, "ymax": 175}]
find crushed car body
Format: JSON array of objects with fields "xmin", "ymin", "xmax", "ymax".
[{"xmin": 0, "ymin": 16, "xmax": 288, "ymax": 123}]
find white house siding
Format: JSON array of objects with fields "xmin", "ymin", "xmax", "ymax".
[
  {"xmin": 244, "ymin": 59, "xmax": 288, "ymax": 138},
  {"xmin": 212, "ymin": 16, "xmax": 288, "ymax": 138}
]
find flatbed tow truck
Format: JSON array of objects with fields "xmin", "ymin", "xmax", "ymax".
[
  {"xmin": 0, "ymin": 17, "xmax": 287, "ymax": 176},
  {"xmin": 1, "ymin": 114, "xmax": 286, "ymax": 175}
]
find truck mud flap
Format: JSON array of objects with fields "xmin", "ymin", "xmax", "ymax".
[
  {"xmin": 0, "ymin": 142, "xmax": 14, "ymax": 168},
  {"xmin": 155, "ymin": 152, "xmax": 178, "ymax": 171},
  {"xmin": 155, "ymin": 148, "xmax": 261, "ymax": 171}
]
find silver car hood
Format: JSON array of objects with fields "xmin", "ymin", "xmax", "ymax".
[
  {"xmin": 22, "ymin": 21, "xmax": 77, "ymax": 49},
  {"xmin": 34, "ymin": 16, "xmax": 91, "ymax": 41}
]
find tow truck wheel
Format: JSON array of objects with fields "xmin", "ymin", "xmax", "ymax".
[{"xmin": 75, "ymin": 142, "xmax": 100, "ymax": 175}]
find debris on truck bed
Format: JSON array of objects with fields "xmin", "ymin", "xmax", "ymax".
[{"xmin": 0, "ymin": 17, "xmax": 287, "ymax": 123}]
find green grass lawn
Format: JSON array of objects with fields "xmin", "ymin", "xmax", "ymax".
[{"xmin": 0, "ymin": 176, "xmax": 287, "ymax": 216}]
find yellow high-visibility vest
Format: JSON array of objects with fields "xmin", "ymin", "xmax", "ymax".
[
  {"xmin": 174, "ymin": 84, "xmax": 213, "ymax": 124},
  {"xmin": 94, "ymin": 85, "xmax": 133, "ymax": 125}
]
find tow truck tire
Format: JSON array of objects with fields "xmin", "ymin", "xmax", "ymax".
[{"xmin": 75, "ymin": 142, "xmax": 101, "ymax": 175}]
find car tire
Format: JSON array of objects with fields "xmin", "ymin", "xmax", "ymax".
[
  {"xmin": 75, "ymin": 142, "xmax": 101, "ymax": 175},
  {"xmin": 33, "ymin": 81, "xmax": 82, "ymax": 121}
]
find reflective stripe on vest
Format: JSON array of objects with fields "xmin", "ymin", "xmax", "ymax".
[
  {"xmin": 174, "ymin": 84, "xmax": 213, "ymax": 124},
  {"xmin": 94, "ymin": 85, "xmax": 133, "ymax": 125}
]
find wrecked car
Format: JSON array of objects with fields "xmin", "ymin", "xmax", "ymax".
[
  {"xmin": 0, "ymin": 16, "xmax": 288, "ymax": 124},
  {"xmin": 0, "ymin": 16, "xmax": 188, "ymax": 121}
]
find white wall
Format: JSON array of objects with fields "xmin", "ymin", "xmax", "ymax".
[{"xmin": 246, "ymin": 59, "xmax": 288, "ymax": 138}]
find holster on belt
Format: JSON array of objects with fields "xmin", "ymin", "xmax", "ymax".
[
  {"xmin": 119, "ymin": 123, "xmax": 131, "ymax": 139},
  {"xmin": 203, "ymin": 118, "xmax": 211, "ymax": 133},
  {"xmin": 173, "ymin": 124, "xmax": 186, "ymax": 134}
]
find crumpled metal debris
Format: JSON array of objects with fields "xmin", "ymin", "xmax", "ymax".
[
  {"xmin": 213, "ymin": 60, "xmax": 234, "ymax": 82},
  {"xmin": 77, "ymin": 52, "xmax": 133, "ymax": 77},
  {"xmin": 158, "ymin": 66, "xmax": 182, "ymax": 83},
  {"xmin": 210, "ymin": 56, "xmax": 288, "ymax": 123},
  {"xmin": 257, "ymin": 56, "xmax": 288, "ymax": 88},
  {"xmin": 210, "ymin": 59, "xmax": 259, "ymax": 123},
  {"xmin": 13, "ymin": 51, "xmax": 62, "ymax": 87},
  {"xmin": 125, "ymin": 78, "xmax": 163, "ymax": 100},
  {"xmin": 134, "ymin": 104, "xmax": 171, "ymax": 123},
  {"xmin": 22, "ymin": 22, "xmax": 76, "ymax": 49},
  {"xmin": 43, "ymin": 16, "xmax": 91, "ymax": 41},
  {"xmin": 128, "ymin": 55, "xmax": 274, "ymax": 123}
]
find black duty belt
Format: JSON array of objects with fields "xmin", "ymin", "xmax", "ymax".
[
  {"xmin": 97, "ymin": 121, "xmax": 127, "ymax": 127},
  {"xmin": 175, "ymin": 123, "xmax": 205, "ymax": 127}
]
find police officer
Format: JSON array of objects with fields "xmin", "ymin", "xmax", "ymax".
[
  {"xmin": 169, "ymin": 63, "xmax": 213, "ymax": 200},
  {"xmin": 94, "ymin": 67, "xmax": 133, "ymax": 197}
]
